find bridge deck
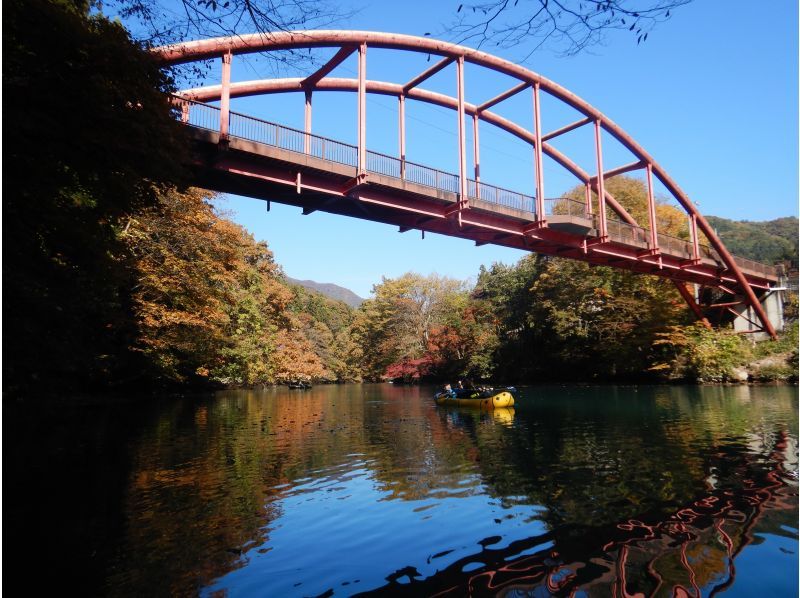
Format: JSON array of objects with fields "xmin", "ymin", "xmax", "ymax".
[{"xmin": 180, "ymin": 105, "xmax": 778, "ymax": 291}]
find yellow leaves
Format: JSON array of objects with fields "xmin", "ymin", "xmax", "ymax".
[
  {"xmin": 593, "ymin": 287, "xmax": 610, "ymax": 298},
  {"xmin": 271, "ymin": 329, "xmax": 326, "ymax": 382},
  {"xmin": 564, "ymin": 175, "xmax": 691, "ymax": 241},
  {"xmin": 655, "ymin": 203, "xmax": 689, "ymax": 238}
]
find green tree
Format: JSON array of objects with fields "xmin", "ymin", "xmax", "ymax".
[
  {"xmin": 706, "ymin": 215, "xmax": 798, "ymax": 268},
  {"xmin": 468, "ymin": 177, "xmax": 693, "ymax": 382},
  {"xmin": 353, "ymin": 273, "xmax": 466, "ymax": 380},
  {"xmin": 651, "ymin": 323, "xmax": 751, "ymax": 382}
]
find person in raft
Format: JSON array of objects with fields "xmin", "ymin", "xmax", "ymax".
[{"xmin": 442, "ymin": 383, "xmax": 456, "ymax": 398}]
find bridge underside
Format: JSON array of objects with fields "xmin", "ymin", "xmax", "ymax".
[{"xmin": 188, "ymin": 130, "xmax": 777, "ymax": 297}]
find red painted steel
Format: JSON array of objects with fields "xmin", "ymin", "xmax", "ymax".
[
  {"xmin": 304, "ymin": 90, "xmax": 312, "ymax": 154},
  {"xmin": 532, "ymin": 83, "xmax": 545, "ymax": 224},
  {"xmin": 398, "ymin": 95, "xmax": 406, "ymax": 179},
  {"xmin": 155, "ymin": 31, "xmax": 779, "ymax": 337},
  {"xmin": 219, "ymin": 50, "xmax": 232, "ymax": 140},
  {"xmin": 404, "ymin": 56, "xmax": 454, "ymax": 93},
  {"xmin": 594, "ymin": 119, "xmax": 608, "ymax": 239},
  {"xmin": 584, "ymin": 183, "xmax": 592, "ymax": 215},
  {"xmin": 645, "ymin": 164, "xmax": 659, "ymax": 251},
  {"xmin": 472, "ymin": 113, "xmax": 480, "ymax": 185},
  {"xmin": 456, "ymin": 56, "xmax": 468, "ymax": 218},
  {"xmin": 175, "ymin": 88, "xmax": 776, "ymax": 298},
  {"xmin": 690, "ymin": 214, "xmax": 700, "ymax": 262},
  {"xmin": 591, "ymin": 160, "xmax": 645, "ymax": 183},
  {"xmin": 674, "ymin": 282, "xmax": 711, "ymax": 328},
  {"xmin": 357, "ymin": 42, "xmax": 366, "ymax": 174},
  {"xmin": 477, "ymin": 82, "xmax": 529, "ymax": 113},
  {"xmin": 542, "ymin": 116, "xmax": 592, "ymax": 142},
  {"xmin": 301, "ymin": 45, "xmax": 356, "ymax": 89},
  {"xmin": 181, "ymin": 100, "xmax": 774, "ymax": 296}
]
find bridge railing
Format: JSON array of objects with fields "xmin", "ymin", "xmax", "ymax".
[
  {"xmin": 606, "ymin": 217, "xmax": 649, "ymax": 246},
  {"xmin": 176, "ymin": 97, "xmax": 537, "ymax": 216},
  {"xmin": 731, "ymin": 255, "xmax": 777, "ymax": 278},
  {"xmin": 657, "ymin": 232, "xmax": 692, "ymax": 258},
  {"xmin": 365, "ymin": 150, "xmax": 460, "ymax": 193},
  {"xmin": 228, "ymin": 110, "xmax": 359, "ymax": 167},
  {"xmin": 543, "ymin": 197, "xmax": 588, "ymax": 218},
  {"xmin": 177, "ymin": 97, "xmax": 221, "ymax": 131},
  {"xmin": 175, "ymin": 96, "xmax": 362, "ymax": 166},
  {"xmin": 470, "ymin": 181, "xmax": 535, "ymax": 213},
  {"xmin": 173, "ymin": 97, "xmax": 778, "ymax": 280}
]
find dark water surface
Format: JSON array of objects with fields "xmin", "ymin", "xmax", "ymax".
[{"xmin": 6, "ymin": 385, "xmax": 798, "ymax": 596}]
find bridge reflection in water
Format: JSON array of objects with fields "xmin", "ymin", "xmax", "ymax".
[{"xmin": 362, "ymin": 426, "xmax": 795, "ymax": 597}]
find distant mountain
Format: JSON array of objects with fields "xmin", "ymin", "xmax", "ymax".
[
  {"xmin": 706, "ymin": 215, "xmax": 798, "ymax": 269},
  {"xmin": 285, "ymin": 277, "xmax": 364, "ymax": 307}
]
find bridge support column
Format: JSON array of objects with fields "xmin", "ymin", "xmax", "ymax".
[
  {"xmin": 584, "ymin": 182, "xmax": 592, "ymax": 215},
  {"xmin": 689, "ymin": 213, "xmax": 700, "ymax": 261},
  {"xmin": 358, "ymin": 42, "xmax": 367, "ymax": 173},
  {"xmin": 398, "ymin": 94, "xmax": 406, "ymax": 179},
  {"xmin": 456, "ymin": 56, "xmax": 468, "ymax": 220},
  {"xmin": 593, "ymin": 119, "xmax": 608, "ymax": 239},
  {"xmin": 304, "ymin": 90, "xmax": 312, "ymax": 154},
  {"xmin": 473, "ymin": 113, "xmax": 481, "ymax": 196},
  {"xmin": 532, "ymin": 83, "xmax": 545, "ymax": 224},
  {"xmin": 220, "ymin": 50, "xmax": 232, "ymax": 141},
  {"xmin": 645, "ymin": 163, "xmax": 659, "ymax": 251}
]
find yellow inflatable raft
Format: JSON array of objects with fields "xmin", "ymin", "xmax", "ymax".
[{"xmin": 434, "ymin": 390, "xmax": 515, "ymax": 409}]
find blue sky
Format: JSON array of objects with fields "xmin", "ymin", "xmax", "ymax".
[{"xmin": 196, "ymin": 0, "xmax": 797, "ymax": 297}]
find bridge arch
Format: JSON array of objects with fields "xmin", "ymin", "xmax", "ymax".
[{"xmin": 154, "ymin": 30, "xmax": 779, "ymax": 337}]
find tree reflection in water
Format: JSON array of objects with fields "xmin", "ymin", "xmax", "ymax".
[
  {"xmin": 14, "ymin": 385, "xmax": 793, "ymax": 596},
  {"xmin": 360, "ymin": 429, "xmax": 795, "ymax": 597}
]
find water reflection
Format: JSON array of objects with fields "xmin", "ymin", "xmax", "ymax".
[
  {"xmin": 7, "ymin": 385, "xmax": 796, "ymax": 596},
  {"xmin": 361, "ymin": 429, "xmax": 796, "ymax": 596}
]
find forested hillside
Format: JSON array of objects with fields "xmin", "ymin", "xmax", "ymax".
[
  {"xmin": 706, "ymin": 215, "xmax": 798, "ymax": 269},
  {"xmin": 285, "ymin": 277, "xmax": 364, "ymax": 307}
]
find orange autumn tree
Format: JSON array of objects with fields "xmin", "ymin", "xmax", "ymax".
[{"xmin": 123, "ymin": 187, "xmax": 325, "ymax": 385}]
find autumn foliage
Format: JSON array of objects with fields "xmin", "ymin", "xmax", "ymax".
[{"xmin": 123, "ymin": 188, "xmax": 334, "ymax": 386}]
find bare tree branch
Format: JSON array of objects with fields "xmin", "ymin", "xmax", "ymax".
[
  {"xmin": 98, "ymin": 0, "xmax": 354, "ymax": 81},
  {"xmin": 105, "ymin": 0, "xmax": 349, "ymax": 46},
  {"xmin": 447, "ymin": 0, "xmax": 691, "ymax": 59}
]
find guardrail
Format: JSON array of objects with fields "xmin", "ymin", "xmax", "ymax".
[
  {"xmin": 607, "ymin": 217, "xmax": 649, "ymax": 246},
  {"xmin": 470, "ymin": 180, "xmax": 535, "ymax": 213},
  {"xmin": 543, "ymin": 197, "xmax": 587, "ymax": 218},
  {"xmin": 229, "ymin": 111, "xmax": 358, "ymax": 167},
  {"xmin": 657, "ymin": 232, "xmax": 693, "ymax": 259},
  {"xmin": 179, "ymin": 98, "xmax": 220, "ymax": 131},
  {"xmin": 366, "ymin": 150, "xmax": 460, "ymax": 193},
  {"xmin": 172, "ymin": 96, "xmax": 778, "ymax": 280},
  {"xmin": 732, "ymin": 255, "xmax": 776, "ymax": 278}
]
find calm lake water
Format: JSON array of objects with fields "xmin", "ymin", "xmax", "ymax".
[{"xmin": 7, "ymin": 384, "xmax": 798, "ymax": 596}]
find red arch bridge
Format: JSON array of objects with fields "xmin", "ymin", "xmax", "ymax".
[{"xmin": 154, "ymin": 31, "xmax": 786, "ymax": 338}]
